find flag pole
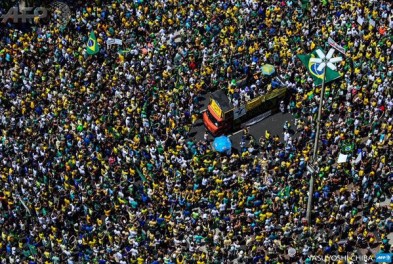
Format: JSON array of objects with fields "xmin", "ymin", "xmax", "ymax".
[{"xmin": 306, "ymin": 64, "xmax": 327, "ymax": 224}]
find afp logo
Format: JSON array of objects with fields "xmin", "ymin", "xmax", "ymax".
[
  {"xmin": 308, "ymin": 54, "xmax": 324, "ymax": 79},
  {"xmin": 375, "ymin": 253, "xmax": 392, "ymax": 263},
  {"xmin": 1, "ymin": 1, "xmax": 70, "ymax": 25}
]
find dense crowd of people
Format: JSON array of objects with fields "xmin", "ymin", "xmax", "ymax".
[{"xmin": 0, "ymin": 0, "xmax": 392, "ymax": 263}]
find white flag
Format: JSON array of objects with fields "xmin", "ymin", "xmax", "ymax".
[
  {"xmin": 106, "ymin": 38, "xmax": 123, "ymax": 48},
  {"xmin": 337, "ymin": 153, "xmax": 348, "ymax": 163},
  {"xmin": 328, "ymin": 37, "xmax": 346, "ymax": 55}
]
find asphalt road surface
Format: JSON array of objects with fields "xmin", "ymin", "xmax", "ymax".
[{"xmin": 227, "ymin": 112, "xmax": 295, "ymax": 149}]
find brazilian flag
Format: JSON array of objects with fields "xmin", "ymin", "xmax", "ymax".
[
  {"xmin": 297, "ymin": 47, "xmax": 341, "ymax": 86},
  {"xmin": 86, "ymin": 31, "xmax": 100, "ymax": 55},
  {"xmin": 341, "ymin": 141, "xmax": 354, "ymax": 153}
]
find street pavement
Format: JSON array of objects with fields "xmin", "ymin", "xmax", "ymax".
[{"xmin": 227, "ymin": 112, "xmax": 295, "ymax": 151}]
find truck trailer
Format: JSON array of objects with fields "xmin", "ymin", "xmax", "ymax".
[{"xmin": 203, "ymin": 86, "xmax": 287, "ymax": 136}]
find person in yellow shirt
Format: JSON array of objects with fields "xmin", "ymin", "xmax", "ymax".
[
  {"xmin": 310, "ymin": 41, "xmax": 316, "ymax": 51},
  {"xmin": 265, "ymin": 50, "xmax": 271, "ymax": 60}
]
